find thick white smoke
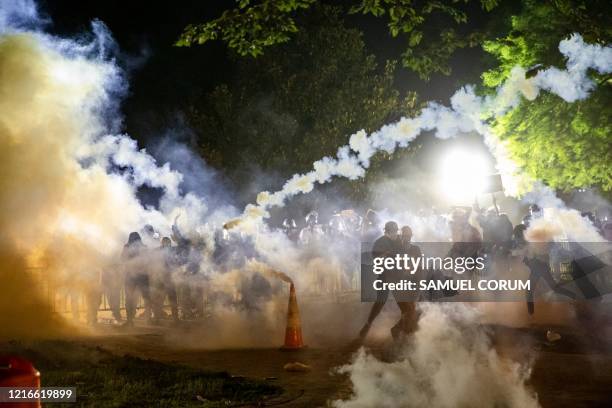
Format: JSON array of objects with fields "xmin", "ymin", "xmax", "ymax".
[
  {"xmin": 240, "ymin": 34, "xmax": 611, "ymax": 224},
  {"xmin": 1, "ymin": 0, "xmax": 607, "ymax": 345},
  {"xmin": 333, "ymin": 304, "xmax": 539, "ymax": 408},
  {"xmin": 0, "ymin": 0, "xmax": 220, "ymax": 335}
]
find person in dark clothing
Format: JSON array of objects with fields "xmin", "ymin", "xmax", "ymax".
[
  {"xmin": 476, "ymin": 209, "xmax": 514, "ymax": 256},
  {"xmin": 357, "ymin": 221, "xmax": 405, "ymax": 341},
  {"xmin": 151, "ymin": 237, "xmax": 179, "ymax": 322},
  {"xmin": 360, "ymin": 209, "xmax": 381, "ymax": 243},
  {"xmin": 172, "ymin": 217, "xmax": 206, "ymax": 319},
  {"xmin": 522, "ymin": 204, "xmax": 543, "ymax": 227},
  {"xmin": 359, "ymin": 210, "xmax": 382, "ymax": 299},
  {"xmin": 390, "ymin": 225, "xmax": 423, "ymax": 339},
  {"xmin": 101, "ymin": 266, "xmax": 122, "ymax": 324},
  {"xmin": 449, "ymin": 209, "xmax": 482, "ymax": 254},
  {"xmin": 523, "ymin": 242, "xmax": 576, "ymax": 315},
  {"xmin": 512, "ymin": 224, "xmax": 528, "ymax": 249},
  {"xmin": 281, "ymin": 218, "xmax": 300, "ymax": 243},
  {"xmin": 122, "ymin": 232, "xmax": 151, "ymax": 326},
  {"xmin": 299, "ymin": 211, "xmax": 324, "ymax": 245}
]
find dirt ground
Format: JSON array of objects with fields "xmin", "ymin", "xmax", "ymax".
[
  {"xmin": 72, "ymin": 327, "xmax": 354, "ymax": 407},
  {"xmin": 62, "ymin": 315, "xmax": 612, "ymax": 408}
]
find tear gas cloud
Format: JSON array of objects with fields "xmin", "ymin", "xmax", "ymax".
[
  {"xmin": 244, "ymin": 34, "xmax": 611, "ymax": 223},
  {"xmin": 334, "ymin": 304, "xmax": 539, "ymax": 408},
  {"xmin": 0, "ymin": 0, "xmax": 609, "ymax": 348},
  {"xmin": 0, "ymin": 2, "xmax": 610, "ymax": 407},
  {"xmin": 0, "ymin": 0, "xmax": 225, "ymax": 336},
  {"xmin": 0, "ymin": 0, "xmax": 364, "ymax": 339}
]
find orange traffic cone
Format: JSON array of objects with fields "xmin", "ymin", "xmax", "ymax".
[{"xmin": 280, "ymin": 283, "xmax": 305, "ymax": 350}]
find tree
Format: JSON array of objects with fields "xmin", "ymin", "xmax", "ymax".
[
  {"xmin": 176, "ymin": 0, "xmax": 500, "ymax": 80},
  {"xmin": 184, "ymin": 6, "xmax": 419, "ymax": 199},
  {"xmin": 482, "ymin": 0, "xmax": 611, "ymax": 192}
]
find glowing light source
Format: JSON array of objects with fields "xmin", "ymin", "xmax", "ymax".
[{"xmin": 438, "ymin": 149, "xmax": 489, "ymax": 204}]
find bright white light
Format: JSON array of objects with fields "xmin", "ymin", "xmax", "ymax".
[{"xmin": 438, "ymin": 149, "xmax": 488, "ymax": 204}]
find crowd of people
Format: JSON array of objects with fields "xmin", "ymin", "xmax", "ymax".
[
  {"xmin": 65, "ymin": 219, "xmax": 209, "ymax": 326},
  {"xmin": 353, "ymin": 204, "xmax": 611, "ymax": 340},
  {"xmin": 61, "ymin": 200, "xmax": 611, "ymax": 328}
]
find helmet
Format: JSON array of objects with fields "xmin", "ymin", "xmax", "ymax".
[
  {"xmin": 529, "ymin": 204, "xmax": 541, "ymax": 214},
  {"xmin": 127, "ymin": 232, "xmax": 142, "ymax": 245},
  {"xmin": 282, "ymin": 218, "xmax": 297, "ymax": 229},
  {"xmin": 305, "ymin": 211, "xmax": 318, "ymax": 226},
  {"xmin": 365, "ymin": 209, "xmax": 379, "ymax": 225}
]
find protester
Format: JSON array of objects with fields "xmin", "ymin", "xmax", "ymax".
[
  {"xmin": 357, "ymin": 221, "xmax": 406, "ymax": 342},
  {"xmin": 392, "ymin": 225, "xmax": 423, "ymax": 339},
  {"xmin": 299, "ymin": 211, "xmax": 324, "ymax": 245},
  {"xmin": 150, "ymin": 237, "xmax": 179, "ymax": 322},
  {"xmin": 173, "ymin": 218, "xmax": 207, "ymax": 319},
  {"xmin": 523, "ymin": 241, "xmax": 576, "ymax": 315},
  {"xmin": 522, "ymin": 204, "xmax": 543, "ymax": 226},
  {"xmin": 100, "ymin": 266, "xmax": 122, "ymax": 324},
  {"xmin": 360, "ymin": 209, "xmax": 381, "ymax": 243},
  {"xmin": 122, "ymin": 231, "xmax": 151, "ymax": 326},
  {"xmin": 281, "ymin": 218, "xmax": 300, "ymax": 242}
]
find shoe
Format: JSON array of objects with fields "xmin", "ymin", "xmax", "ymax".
[{"xmin": 357, "ymin": 322, "xmax": 371, "ymax": 342}]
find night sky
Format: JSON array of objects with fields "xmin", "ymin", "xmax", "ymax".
[{"xmin": 40, "ymin": 0, "xmax": 498, "ymax": 147}]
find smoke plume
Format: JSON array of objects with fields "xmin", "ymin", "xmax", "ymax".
[
  {"xmin": 0, "ymin": 0, "xmax": 214, "ymax": 337},
  {"xmin": 235, "ymin": 34, "xmax": 611, "ymax": 226},
  {"xmin": 0, "ymin": 0, "xmax": 608, "ymax": 343},
  {"xmin": 333, "ymin": 304, "xmax": 540, "ymax": 408}
]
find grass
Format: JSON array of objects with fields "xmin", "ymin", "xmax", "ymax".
[{"xmin": 0, "ymin": 340, "xmax": 281, "ymax": 407}]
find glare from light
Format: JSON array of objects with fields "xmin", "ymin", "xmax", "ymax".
[{"xmin": 438, "ymin": 149, "xmax": 489, "ymax": 204}]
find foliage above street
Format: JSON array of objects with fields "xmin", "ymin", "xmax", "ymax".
[
  {"xmin": 177, "ymin": 0, "xmax": 500, "ymax": 80},
  {"xmin": 483, "ymin": 0, "xmax": 611, "ymax": 192},
  {"xmin": 184, "ymin": 6, "xmax": 419, "ymax": 198},
  {"xmin": 176, "ymin": 0, "xmax": 611, "ymax": 194}
]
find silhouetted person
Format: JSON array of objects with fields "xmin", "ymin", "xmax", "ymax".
[
  {"xmin": 476, "ymin": 207, "xmax": 513, "ymax": 256},
  {"xmin": 172, "ymin": 217, "xmax": 206, "ymax": 319},
  {"xmin": 522, "ymin": 204, "xmax": 542, "ymax": 227},
  {"xmin": 524, "ymin": 242, "xmax": 576, "ymax": 315},
  {"xmin": 299, "ymin": 211, "xmax": 324, "ymax": 245},
  {"xmin": 391, "ymin": 225, "xmax": 423, "ymax": 339},
  {"xmin": 151, "ymin": 237, "xmax": 179, "ymax": 322},
  {"xmin": 358, "ymin": 221, "xmax": 404, "ymax": 341},
  {"xmin": 360, "ymin": 209, "xmax": 381, "ymax": 243},
  {"xmin": 281, "ymin": 218, "xmax": 300, "ymax": 242},
  {"xmin": 449, "ymin": 208, "xmax": 482, "ymax": 265},
  {"xmin": 101, "ymin": 266, "xmax": 122, "ymax": 324},
  {"xmin": 512, "ymin": 224, "xmax": 528, "ymax": 249},
  {"xmin": 122, "ymin": 232, "xmax": 151, "ymax": 326}
]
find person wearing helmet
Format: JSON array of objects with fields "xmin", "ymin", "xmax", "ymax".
[
  {"xmin": 390, "ymin": 225, "xmax": 423, "ymax": 339},
  {"xmin": 448, "ymin": 208, "xmax": 482, "ymax": 262},
  {"xmin": 357, "ymin": 221, "xmax": 404, "ymax": 342},
  {"xmin": 360, "ymin": 209, "xmax": 381, "ymax": 243},
  {"xmin": 328, "ymin": 213, "xmax": 346, "ymax": 238},
  {"xmin": 299, "ymin": 211, "xmax": 324, "ymax": 245},
  {"xmin": 522, "ymin": 204, "xmax": 542, "ymax": 227},
  {"xmin": 281, "ymin": 218, "xmax": 300, "ymax": 242}
]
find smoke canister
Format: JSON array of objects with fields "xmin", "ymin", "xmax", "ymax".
[{"xmin": 0, "ymin": 356, "xmax": 41, "ymax": 408}]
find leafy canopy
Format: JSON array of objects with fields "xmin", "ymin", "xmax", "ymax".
[
  {"xmin": 176, "ymin": 0, "xmax": 499, "ymax": 80},
  {"xmin": 184, "ymin": 6, "xmax": 420, "ymax": 198},
  {"xmin": 483, "ymin": 0, "xmax": 611, "ymax": 192}
]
